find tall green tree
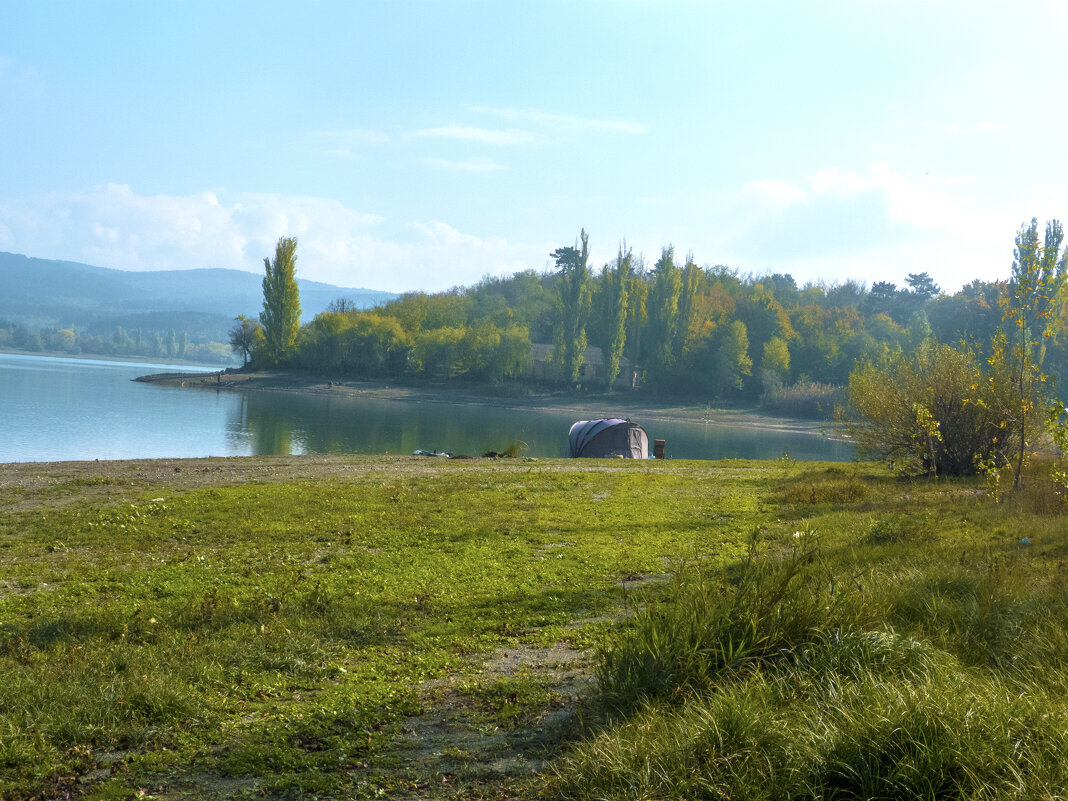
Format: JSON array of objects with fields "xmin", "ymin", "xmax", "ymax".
[
  {"xmin": 259, "ymin": 236, "xmax": 302, "ymax": 366},
  {"xmin": 594, "ymin": 246, "xmax": 631, "ymax": 391},
  {"xmin": 713, "ymin": 320, "xmax": 752, "ymax": 394},
  {"xmin": 1000, "ymin": 218, "xmax": 1067, "ymax": 488},
  {"xmin": 736, "ymin": 287, "xmax": 794, "ymax": 371},
  {"xmin": 760, "ymin": 336, "xmax": 791, "ymax": 390},
  {"xmin": 551, "ymin": 230, "xmax": 592, "ymax": 385},
  {"xmin": 623, "ymin": 261, "xmax": 648, "ymax": 379},
  {"xmin": 647, "ymin": 247, "xmax": 682, "ymax": 379},
  {"xmin": 675, "ymin": 255, "xmax": 701, "ymax": 355}
]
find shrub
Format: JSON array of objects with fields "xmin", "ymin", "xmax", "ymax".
[
  {"xmin": 848, "ymin": 341, "xmax": 1024, "ymax": 475},
  {"xmin": 760, "ymin": 380, "xmax": 843, "ymax": 419}
]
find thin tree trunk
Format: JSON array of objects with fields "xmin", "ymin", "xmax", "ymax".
[{"xmin": 1014, "ymin": 368, "xmax": 1025, "ymax": 490}]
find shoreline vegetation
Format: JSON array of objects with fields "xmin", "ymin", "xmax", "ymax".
[
  {"xmin": 134, "ymin": 367, "xmax": 847, "ymax": 441},
  {"xmin": 2, "ymin": 454, "xmax": 1066, "ymax": 799}
]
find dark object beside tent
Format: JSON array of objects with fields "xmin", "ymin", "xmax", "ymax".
[{"xmin": 568, "ymin": 419, "xmax": 649, "ymax": 458}]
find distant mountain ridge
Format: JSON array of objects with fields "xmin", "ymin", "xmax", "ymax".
[{"xmin": 0, "ymin": 251, "xmax": 396, "ymax": 339}]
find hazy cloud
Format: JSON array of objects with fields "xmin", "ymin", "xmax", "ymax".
[
  {"xmin": 942, "ymin": 121, "xmax": 1005, "ymax": 136},
  {"xmin": 409, "ymin": 125, "xmax": 537, "ymax": 146},
  {"xmin": 309, "ymin": 128, "xmax": 391, "ymax": 145},
  {"xmin": 737, "ymin": 163, "xmax": 955, "ymax": 238},
  {"xmin": 309, "ymin": 128, "xmax": 391, "ymax": 159},
  {"xmin": 322, "ymin": 149, "xmax": 361, "ymax": 160},
  {"xmin": 468, "ymin": 105, "xmax": 649, "ymax": 134},
  {"xmin": 0, "ymin": 56, "xmax": 45, "ymax": 98},
  {"xmin": 725, "ymin": 163, "xmax": 1040, "ymax": 291},
  {"xmin": 0, "ymin": 184, "xmax": 539, "ymax": 292},
  {"xmin": 421, "ymin": 157, "xmax": 503, "ymax": 172},
  {"xmin": 739, "ymin": 178, "xmax": 809, "ymax": 211}
]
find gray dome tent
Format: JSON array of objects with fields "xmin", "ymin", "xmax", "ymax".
[{"xmin": 568, "ymin": 419, "xmax": 649, "ymax": 459}]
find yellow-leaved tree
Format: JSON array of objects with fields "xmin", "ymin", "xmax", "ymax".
[{"xmin": 999, "ymin": 218, "xmax": 1066, "ymax": 489}]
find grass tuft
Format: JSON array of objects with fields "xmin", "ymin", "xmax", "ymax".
[{"xmin": 551, "ymin": 476, "xmax": 1068, "ymax": 800}]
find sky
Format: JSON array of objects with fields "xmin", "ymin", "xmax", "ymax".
[{"xmin": 1, "ymin": 0, "xmax": 1066, "ymax": 294}]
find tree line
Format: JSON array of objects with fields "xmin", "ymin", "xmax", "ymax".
[
  {"xmin": 241, "ymin": 226, "xmax": 1068, "ymax": 416},
  {"xmin": 1, "ymin": 318, "xmax": 234, "ymax": 364}
]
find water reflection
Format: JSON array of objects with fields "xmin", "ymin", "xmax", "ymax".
[
  {"xmin": 228, "ymin": 389, "xmax": 853, "ymax": 461},
  {"xmin": 0, "ymin": 353, "xmax": 854, "ymax": 462},
  {"xmin": 229, "ymin": 391, "xmax": 580, "ymax": 457}
]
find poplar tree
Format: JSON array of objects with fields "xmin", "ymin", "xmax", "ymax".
[
  {"xmin": 675, "ymin": 255, "xmax": 701, "ymax": 355},
  {"xmin": 551, "ymin": 230, "xmax": 592, "ymax": 385},
  {"xmin": 647, "ymin": 246, "xmax": 682, "ymax": 378},
  {"xmin": 597, "ymin": 246, "xmax": 630, "ymax": 391},
  {"xmin": 259, "ymin": 236, "xmax": 302, "ymax": 366},
  {"xmin": 624, "ymin": 262, "xmax": 648, "ymax": 380},
  {"xmin": 1001, "ymin": 218, "xmax": 1066, "ymax": 488}
]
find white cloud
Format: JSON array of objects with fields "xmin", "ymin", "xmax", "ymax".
[
  {"xmin": 468, "ymin": 105, "xmax": 649, "ymax": 134},
  {"xmin": 808, "ymin": 167, "xmax": 867, "ymax": 199},
  {"xmin": 739, "ymin": 178, "xmax": 809, "ymax": 211},
  {"xmin": 0, "ymin": 184, "xmax": 540, "ymax": 292},
  {"xmin": 724, "ymin": 163, "xmax": 1059, "ymax": 292},
  {"xmin": 409, "ymin": 125, "xmax": 537, "ymax": 146},
  {"xmin": 738, "ymin": 163, "xmax": 964, "ymax": 234}
]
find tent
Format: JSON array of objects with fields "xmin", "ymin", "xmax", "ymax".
[{"xmin": 568, "ymin": 418, "xmax": 649, "ymax": 458}]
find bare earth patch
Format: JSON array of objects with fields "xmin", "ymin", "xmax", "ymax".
[{"xmin": 392, "ymin": 643, "xmax": 594, "ymax": 790}]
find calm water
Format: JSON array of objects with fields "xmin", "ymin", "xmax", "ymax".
[{"xmin": 0, "ymin": 353, "xmax": 854, "ymax": 463}]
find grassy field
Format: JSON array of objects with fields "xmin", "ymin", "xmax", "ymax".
[{"xmin": 1, "ymin": 455, "xmax": 1066, "ymax": 799}]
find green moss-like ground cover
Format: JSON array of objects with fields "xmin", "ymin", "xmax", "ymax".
[
  {"xmin": 1, "ymin": 456, "xmax": 1066, "ymax": 799},
  {"xmin": 0, "ymin": 458, "xmax": 763, "ymax": 799}
]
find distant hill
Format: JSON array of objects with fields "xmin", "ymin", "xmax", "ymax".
[{"xmin": 0, "ymin": 252, "xmax": 396, "ymax": 340}]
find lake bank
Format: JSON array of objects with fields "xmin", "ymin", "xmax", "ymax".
[{"xmin": 137, "ymin": 368, "xmax": 846, "ymax": 439}]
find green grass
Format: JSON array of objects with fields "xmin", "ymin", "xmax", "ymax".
[
  {"xmin": 2, "ymin": 457, "xmax": 1066, "ymax": 799},
  {"xmin": 550, "ymin": 464, "xmax": 1068, "ymax": 800},
  {"xmin": 0, "ymin": 459, "xmax": 761, "ymax": 799}
]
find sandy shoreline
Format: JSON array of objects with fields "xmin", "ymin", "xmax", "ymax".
[{"xmin": 135, "ymin": 368, "xmax": 838, "ymax": 436}]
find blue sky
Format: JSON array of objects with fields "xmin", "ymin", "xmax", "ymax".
[{"xmin": 1, "ymin": 1, "xmax": 1066, "ymax": 293}]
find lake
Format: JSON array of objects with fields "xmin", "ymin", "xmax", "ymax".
[{"xmin": 0, "ymin": 353, "xmax": 854, "ymax": 463}]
